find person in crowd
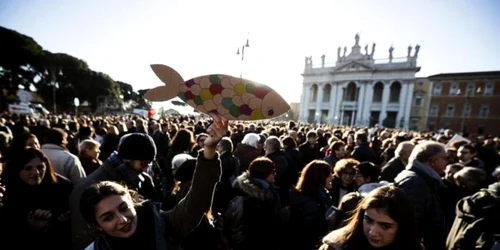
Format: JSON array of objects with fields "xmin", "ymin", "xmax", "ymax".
[
  {"xmin": 319, "ymin": 185, "xmax": 423, "ymax": 250},
  {"xmin": 330, "ymin": 159, "xmax": 358, "ymax": 206},
  {"xmin": 41, "ymin": 127, "xmax": 86, "ymax": 183},
  {"xmin": 79, "ymin": 139, "xmax": 102, "ymax": 175},
  {"xmin": 288, "ymin": 160, "xmax": 333, "ymax": 250},
  {"xmin": 457, "ymin": 144, "xmax": 485, "ymax": 169},
  {"xmin": 233, "ymin": 133, "xmax": 262, "ymax": 175},
  {"xmin": 70, "ymin": 132, "xmax": 165, "ymax": 250},
  {"xmin": 0, "ymin": 148, "xmax": 73, "ymax": 249},
  {"xmin": 78, "ymin": 114, "xmax": 226, "ymax": 250},
  {"xmin": 351, "ymin": 131, "xmax": 379, "ymax": 165},
  {"xmin": 225, "ymin": 157, "xmax": 281, "ymax": 250},
  {"xmin": 380, "ymin": 141, "xmax": 414, "ymax": 182},
  {"xmin": 324, "ymin": 141, "xmax": 346, "ymax": 168},
  {"xmin": 395, "ymin": 141, "xmax": 448, "ymax": 250}
]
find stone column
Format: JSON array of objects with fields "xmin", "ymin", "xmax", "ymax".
[
  {"xmin": 300, "ymin": 84, "xmax": 310, "ymax": 122},
  {"xmin": 315, "ymin": 83, "xmax": 324, "ymax": 123},
  {"xmin": 363, "ymin": 81, "xmax": 375, "ymax": 126},
  {"xmin": 404, "ymin": 80, "xmax": 414, "ymax": 130},
  {"xmin": 327, "ymin": 82, "xmax": 337, "ymax": 124},
  {"xmin": 379, "ymin": 81, "xmax": 390, "ymax": 125},
  {"xmin": 396, "ymin": 83, "xmax": 407, "ymax": 128},
  {"xmin": 356, "ymin": 82, "xmax": 366, "ymax": 124},
  {"xmin": 335, "ymin": 86, "xmax": 344, "ymax": 125}
]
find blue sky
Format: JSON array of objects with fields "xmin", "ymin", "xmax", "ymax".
[{"xmin": 1, "ymin": 0, "xmax": 499, "ymax": 107}]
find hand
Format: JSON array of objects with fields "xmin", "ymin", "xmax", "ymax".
[
  {"xmin": 27, "ymin": 209, "xmax": 52, "ymax": 229},
  {"xmin": 58, "ymin": 211, "xmax": 71, "ymax": 223},
  {"xmin": 0, "ymin": 184, "xmax": 4, "ymax": 208},
  {"xmin": 203, "ymin": 113, "xmax": 228, "ymax": 159}
]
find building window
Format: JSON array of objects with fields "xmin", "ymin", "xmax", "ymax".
[
  {"xmin": 433, "ymin": 82, "xmax": 442, "ymax": 96},
  {"xmin": 446, "ymin": 104, "xmax": 455, "ymax": 117},
  {"xmin": 430, "ymin": 104, "xmax": 439, "ymax": 117},
  {"xmin": 414, "ymin": 94, "xmax": 423, "ymax": 106},
  {"xmin": 484, "ymin": 83, "xmax": 493, "ymax": 96},
  {"xmin": 479, "ymin": 105, "xmax": 489, "ymax": 118},
  {"xmin": 310, "ymin": 84, "xmax": 318, "ymax": 102},
  {"xmin": 449, "ymin": 83, "xmax": 458, "ymax": 95},
  {"xmin": 462, "ymin": 103, "xmax": 471, "ymax": 117},
  {"xmin": 466, "ymin": 83, "xmax": 475, "ymax": 96}
]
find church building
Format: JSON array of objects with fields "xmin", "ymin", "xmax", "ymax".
[{"xmin": 298, "ymin": 34, "xmax": 420, "ymax": 129}]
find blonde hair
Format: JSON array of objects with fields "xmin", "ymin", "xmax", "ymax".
[{"xmin": 79, "ymin": 139, "xmax": 100, "ymax": 156}]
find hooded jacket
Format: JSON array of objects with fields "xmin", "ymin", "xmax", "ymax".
[{"xmin": 446, "ymin": 188, "xmax": 500, "ymax": 250}]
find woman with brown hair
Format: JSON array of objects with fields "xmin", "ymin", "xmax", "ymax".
[
  {"xmin": 0, "ymin": 148, "xmax": 73, "ymax": 249},
  {"xmin": 287, "ymin": 160, "xmax": 333, "ymax": 250},
  {"xmin": 319, "ymin": 185, "xmax": 422, "ymax": 250}
]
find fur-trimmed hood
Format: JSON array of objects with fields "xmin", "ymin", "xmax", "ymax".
[
  {"xmin": 319, "ymin": 228, "xmax": 345, "ymax": 250},
  {"xmin": 232, "ymin": 172, "xmax": 276, "ymax": 201}
]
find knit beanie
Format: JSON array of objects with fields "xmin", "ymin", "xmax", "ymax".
[{"xmin": 118, "ymin": 133, "xmax": 157, "ymax": 161}]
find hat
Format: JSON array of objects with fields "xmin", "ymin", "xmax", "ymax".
[
  {"xmin": 171, "ymin": 153, "xmax": 195, "ymax": 171},
  {"xmin": 118, "ymin": 133, "xmax": 157, "ymax": 161}
]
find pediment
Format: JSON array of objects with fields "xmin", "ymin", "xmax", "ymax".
[{"xmin": 334, "ymin": 61, "xmax": 374, "ymax": 72}]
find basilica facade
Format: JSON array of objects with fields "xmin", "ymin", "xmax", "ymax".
[{"xmin": 299, "ymin": 34, "xmax": 421, "ymax": 129}]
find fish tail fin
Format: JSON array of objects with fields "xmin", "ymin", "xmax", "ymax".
[
  {"xmin": 143, "ymin": 86, "xmax": 177, "ymax": 102},
  {"xmin": 151, "ymin": 64, "xmax": 184, "ymax": 87},
  {"xmin": 145, "ymin": 64, "xmax": 184, "ymax": 102}
]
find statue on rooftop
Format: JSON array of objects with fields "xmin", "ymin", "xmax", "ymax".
[
  {"xmin": 389, "ymin": 46, "xmax": 394, "ymax": 62},
  {"xmin": 371, "ymin": 43, "xmax": 376, "ymax": 56},
  {"xmin": 355, "ymin": 33, "xmax": 360, "ymax": 46},
  {"xmin": 337, "ymin": 47, "xmax": 341, "ymax": 60},
  {"xmin": 343, "ymin": 47, "xmax": 347, "ymax": 57},
  {"xmin": 414, "ymin": 44, "xmax": 420, "ymax": 57},
  {"xmin": 407, "ymin": 45, "xmax": 413, "ymax": 58},
  {"xmin": 321, "ymin": 54, "xmax": 325, "ymax": 67}
]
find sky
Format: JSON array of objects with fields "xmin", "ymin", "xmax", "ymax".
[{"xmin": 1, "ymin": 0, "xmax": 500, "ymax": 110}]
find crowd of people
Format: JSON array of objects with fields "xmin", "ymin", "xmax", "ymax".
[{"xmin": 0, "ymin": 112, "xmax": 499, "ymax": 250}]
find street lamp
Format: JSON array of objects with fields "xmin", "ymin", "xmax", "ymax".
[
  {"xmin": 236, "ymin": 33, "xmax": 250, "ymax": 78},
  {"xmin": 456, "ymin": 86, "xmax": 482, "ymax": 134}
]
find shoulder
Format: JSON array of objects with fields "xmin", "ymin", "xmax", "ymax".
[{"xmin": 320, "ymin": 228, "xmax": 345, "ymax": 250}]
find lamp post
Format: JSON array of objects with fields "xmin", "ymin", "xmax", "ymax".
[
  {"xmin": 456, "ymin": 86, "xmax": 482, "ymax": 134},
  {"xmin": 236, "ymin": 34, "xmax": 250, "ymax": 78}
]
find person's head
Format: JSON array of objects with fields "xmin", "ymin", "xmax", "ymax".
[
  {"xmin": 264, "ymin": 136, "xmax": 281, "ymax": 155},
  {"xmin": 80, "ymin": 181, "xmax": 141, "ymax": 238},
  {"xmin": 444, "ymin": 164, "xmax": 463, "ymax": 182},
  {"xmin": 44, "ymin": 128, "xmax": 68, "ymax": 147},
  {"xmin": 306, "ymin": 131, "xmax": 317, "ymax": 144},
  {"xmin": 216, "ymin": 137, "xmax": 233, "ymax": 154},
  {"xmin": 457, "ymin": 144, "xmax": 476, "ymax": 163},
  {"xmin": 241, "ymin": 133, "xmax": 260, "ymax": 149},
  {"xmin": 295, "ymin": 160, "xmax": 333, "ymax": 194},
  {"xmin": 195, "ymin": 133, "xmax": 208, "ymax": 148},
  {"xmin": 394, "ymin": 141, "xmax": 414, "ymax": 163},
  {"xmin": 282, "ymin": 136, "xmax": 297, "ymax": 150},
  {"xmin": 409, "ymin": 141, "xmax": 447, "ymax": 175},
  {"xmin": 331, "ymin": 141, "xmax": 346, "ymax": 159},
  {"xmin": 354, "ymin": 162, "xmax": 380, "ymax": 187},
  {"xmin": 248, "ymin": 157, "xmax": 276, "ymax": 184},
  {"xmin": 355, "ymin": 131, "xmax": 368, "ymax": 146},
  {"xmin": 334, "ymin": 159, "xmax": 360, "ymax": 186},
  {"xmin": 1, "ymin": 148, "xmax": 57, "ymax": 187},
  {"xmin": 333, "ymin": 185, "xmax": 420, "ymax": 250},
  {"xmin": 454, "ymin": 167, "xmax": 487, "ymax": 191},
  {"xmin": 79, "ymin": 139, "xmax": 101, "ymax": 160},
  {"xmin": 118, "ymin": 133, "xmax": 157, "ymax": 172}
]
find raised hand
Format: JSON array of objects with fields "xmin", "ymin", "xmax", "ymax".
[
  {"xmin": 27, "ymin": 209, "xmax": 52, "ymax": 230},
  {"xmin": 203, "ymin": 113, "xmax": 228, "ymax": 159}
]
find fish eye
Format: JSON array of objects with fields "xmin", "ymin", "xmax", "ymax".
[{"xmin": 267, "ymin": 109, "xmax": 274, "ymax": 116}]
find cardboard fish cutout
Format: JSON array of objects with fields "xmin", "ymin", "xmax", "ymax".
[{"xmin": 144, "ymin": 64, "xmax": 290, "ymax": 120}]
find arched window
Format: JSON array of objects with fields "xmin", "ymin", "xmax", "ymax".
[
  {"xmin": 373, "ymin": 82, "xmax": 384, "ymax": 102},
  {"xmin": 344, "ymin": 82, "xmax": 357, "ymax": 101},
  {"xmin": 389, "ymin": 81, "xmax": 401, "ymax": 102}
]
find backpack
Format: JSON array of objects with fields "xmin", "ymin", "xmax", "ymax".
[{"xmin": 223, "ymin": 195, "xmax": 247, "ymax": 247}]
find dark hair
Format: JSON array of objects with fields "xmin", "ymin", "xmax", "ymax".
[
  {"xmin": 354, "ymin": 162, "xmax": 380, "ymax": 183},
  {"xmin": 248, "ymin": 157, "xmax": 275, "ymax": 179},
  {"xmin": 282, "ymin": 136, "xmax": 297, "ymax": 149},
  {"xmin": 170, "ymin": 129, "xmax": 195, "ymax": 152},
  {"xmin": 44, "ymin": 128, "xmax": 67, "ymax": 146},
  {"xmin": 9, "ymin": 132, "xmax": 38, "ymax": 155},
  {"xmin": 295, "ymin": 160, "xmax": 331, "ymax": 197},
  {"xmin": 334, "ymin": 159, "xmax": 359, "ymax": 178},
  {"xmin": 1, "ymin": 148, "xmax": 57, "ymax": 187},
  {"xmin": 335, "ymin": 185, "xmax": 421, "ymax": 250},
  {"xmin": 80, "ymin": 181, "xmax": 141, "ymax": 226}
]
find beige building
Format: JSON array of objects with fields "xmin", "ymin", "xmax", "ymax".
[{"xmin": 409, "ymin": 78, "xmax": 432, "ymax": 131}]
